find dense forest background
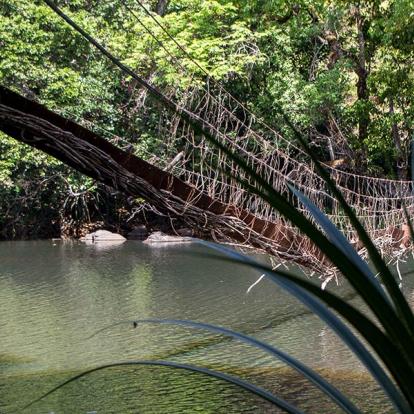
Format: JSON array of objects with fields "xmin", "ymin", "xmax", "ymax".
[{"xmin": 0, "ymin": 0, "xmax": 413, "ymax": 239}]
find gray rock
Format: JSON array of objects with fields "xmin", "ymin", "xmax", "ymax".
[
  {"xmin": 143, "ymin": 231, "xmax": 193, "ymax": 244},
  {"xmin": 81, "ymin": 230, "xmax": 126, "ymax": 242},
  {"xmin": 176, "ymin": 228, "xmax": 193, "ymax": 237}
]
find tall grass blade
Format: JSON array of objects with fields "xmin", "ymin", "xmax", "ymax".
[
  {"xmin": 89, "ymin": 319, "xmax": 360, "ymax": 414},
  {"xmin": 44, "ymin": 0, "xmax": 413, "ymax": 349},
  {"xmin": 23, "ymin": 360, "xmax": 303, "ymax": 414},
  {"xmin": 230, "ymin": 175, "xmax": 414, "ymax": 355},
  {"xmin": 199, "ymin": 241, "xmax": 413, "ymax": 413},
  {"xmin": 278, "ymin": 109, "xmax": 414, "ymax": 338},
  {"xmin": 288, "ymin": 184, "xmax": 387, "ymax": 300},
  {"xmin": 42, "ymin": 2, "xmax": 414, "ymax": 411}
]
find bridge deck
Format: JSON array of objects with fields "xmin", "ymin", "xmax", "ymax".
[{"xmin": 0, "ymin": 86, "xmax": 318, "ymax": 265}]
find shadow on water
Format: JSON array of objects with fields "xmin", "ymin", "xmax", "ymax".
[{"xmin": 0, "ymin": 240, "xmax": 412, "ymax": 413}]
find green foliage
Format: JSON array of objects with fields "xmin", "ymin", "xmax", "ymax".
[
  {"xmin": 0, "ymin": 0, "xmax": 133, "ymax": 237},
  {"xmin": 1, "ymin": 0, "xmax": 414, "ymax": 238},
  {"xmin": 120, "ymin": 0, "xmax": 263, "ymax": 88},
  {"xmin": 7, "ymin": 3, "xmax": 414, "ymax": 412},
  {"xmin": 0, "ymin": 133, "xmax": 65, "ymax": 238},
  {"xmin": 23, "ymin": 11, "xmax": 414, "ymax": 407}
]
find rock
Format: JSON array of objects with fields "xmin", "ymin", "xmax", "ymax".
[
  {"xmin": 176, "ymin": 228, "xmax": 193, "ymax": 237},
  {"xmin": 143, "ymin": 231, "xmax": 193, "ymax": 244},
  {"xmin": 127, "ymin": 225, "xmax": 149, "ymax": 240},
  {"xmin": 80, "ymin": 229, "xmax": 126, "ymax": 242}
]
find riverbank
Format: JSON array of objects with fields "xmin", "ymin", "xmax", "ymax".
[{"xmin": 0, "ymin": 204, "xmax": 195, "ymax": 243}]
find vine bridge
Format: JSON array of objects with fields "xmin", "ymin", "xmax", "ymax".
[{"xmin": 1, "ymin": 1, "xmax": 413, "ymax": 273}]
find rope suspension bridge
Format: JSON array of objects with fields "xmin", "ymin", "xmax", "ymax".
[{"xmin": 1, "ymin": 1, "xmax": 413, "ymax": 275}]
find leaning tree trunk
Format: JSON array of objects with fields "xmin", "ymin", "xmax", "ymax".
[{"xmin": 0, "ymin": 86, "xmax": 324, "ymax": 268}]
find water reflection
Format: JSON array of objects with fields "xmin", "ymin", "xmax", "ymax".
[{"xmin": 1, "ymin": 241, "xmax": 412, "ymax": 413}]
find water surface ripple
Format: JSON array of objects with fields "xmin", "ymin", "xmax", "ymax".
[{"xmin": 1, "ymin": 241, "xmax": 412, "ymax": 413}]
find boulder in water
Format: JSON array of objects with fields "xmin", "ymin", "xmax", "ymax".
[
  {"xmin": 81, "ymin": 230, "xmax": 126, "ymax": 243},
  {"xmin": 143, "ymin": 231, "xmax": 193, "ymax": 244},
  {"xmin": 176, "ymin": 228, "xmax": 193, "ymax": 237}
]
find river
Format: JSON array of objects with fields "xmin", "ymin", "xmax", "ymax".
[{"xmin": 1, "ymin": 240, "xmax": 412, "ymax": 413}]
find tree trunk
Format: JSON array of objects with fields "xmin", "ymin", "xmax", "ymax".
[
  {"xmin": 389, "ymin": 97, "xmax": 407, "ymax": 179},
  {"xmin": 355, "ymin": 7, "xmax": 369, "ymax": 144},
  {"xmin": 155, "ymin": 0, "xmax": 169, "ymax": 16},
  {"xmin": 0, "ymin": 86, "xmax": 324, "ymax": 268}
]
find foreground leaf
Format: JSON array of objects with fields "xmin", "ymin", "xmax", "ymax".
[
  {"xmin": 23, "ymin": 360, "xmax": 303, "ymax": 414},
  {"xmin": 90, "ymin": 318, "xmax": 360, "ymax": 414}
]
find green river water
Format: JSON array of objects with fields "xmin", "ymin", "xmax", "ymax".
[{"xmin": 1, "ymin": 240, "xmax": 413, "ymax": 413}]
